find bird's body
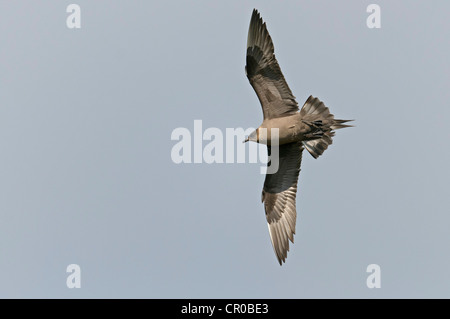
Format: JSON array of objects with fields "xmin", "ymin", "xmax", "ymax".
[
  {"xmin": 257, "ymin": 114, "xmax": 306, "ymax": 145},
  {"xmin": 244, "ymin": 9, "xmax": 352, "ymax": 265},
  {"xmin": 251, "ymin": 99, "xmax": 351, "ymax": 147}
]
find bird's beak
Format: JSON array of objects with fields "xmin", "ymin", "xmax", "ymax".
[{"xmin": 243, "ymin": 136, "xmax": 249, "ymax": 143}]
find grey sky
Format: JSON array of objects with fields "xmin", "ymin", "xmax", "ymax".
[{"xmin": 1, "ymin": 0, "xmax": 450, "ymax": 298}]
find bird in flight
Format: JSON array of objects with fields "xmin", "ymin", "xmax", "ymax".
[{"xmin": 244, "ymin": 9, "xmax": 353, "ymax": 265}]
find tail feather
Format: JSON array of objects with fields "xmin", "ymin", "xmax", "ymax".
[
  {"xmin": 300, "ymin": 96, "xmax": 353, "ymax": 159},
  {"xmin": 331, "ymin": 119, "xmax": 354, "ymax": 130}
]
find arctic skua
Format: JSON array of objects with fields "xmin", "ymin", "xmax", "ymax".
[{"xmin": 244, "ymin": 9, "xmax": 353, "ymax": 265}]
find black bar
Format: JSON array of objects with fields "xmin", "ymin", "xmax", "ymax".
[{"xmin": 0, "ymin": 298, "xmax": 434, "ymax": 317}]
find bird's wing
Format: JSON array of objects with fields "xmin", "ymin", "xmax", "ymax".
[
  {"xmin": 246, "ymin": 9, "xmax": 299, "ymax": 120},
  {"xmin": 262, "ymin": 142, "xmax": 303, "ymax": 265}
]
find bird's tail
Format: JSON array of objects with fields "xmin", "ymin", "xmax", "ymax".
[{"xmin": 299, "ymin": 96, "xmax": 353, "ymax": 159}]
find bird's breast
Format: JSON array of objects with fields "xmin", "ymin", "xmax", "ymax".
[{"xmin": 259, "ymin": 115, "xmax": 305, "ymax": 145}]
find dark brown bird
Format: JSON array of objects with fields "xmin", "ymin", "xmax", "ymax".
[{"xmin": 244, "ymin": 9, "xmax": 352, "ymax": 265}]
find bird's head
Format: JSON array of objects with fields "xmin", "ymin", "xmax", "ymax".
[{"xmin": 243, "ymin": 129, "xmax": 258, "ymax": 143}]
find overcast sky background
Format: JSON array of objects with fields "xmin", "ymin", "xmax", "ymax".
[{"xmin": 1, "ymin": 0, "xmax": 450, "ymax": 298}]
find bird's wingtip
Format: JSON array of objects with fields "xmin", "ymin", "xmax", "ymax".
[{"xmin": 251, "ymin": 8, "xmax": 260, "ymax": 18}]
